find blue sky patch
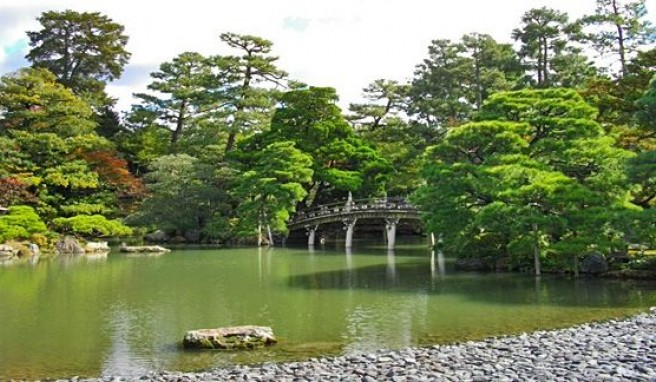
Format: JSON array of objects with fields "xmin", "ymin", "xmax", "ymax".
[
  {"xmin": 4, "ymin": 39, "xmax": 29, "ymax": 55},
  {"xmin": 0, "ymin": 39, "xmax": 29, "ymax": 76},
  {"xmin": 282, "ymin": 17, "xmax": 310, "ymax": 32}
]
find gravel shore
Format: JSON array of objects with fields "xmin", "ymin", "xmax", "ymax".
[{"xmin": 51, "ymin": 308, "xmax": 656, "ymax": 382}]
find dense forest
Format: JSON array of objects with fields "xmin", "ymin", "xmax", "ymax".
[{"xmin": 1, "ymin": 0, "xmax": 656, "ymax": 272}]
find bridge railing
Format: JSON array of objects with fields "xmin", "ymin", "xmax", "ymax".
[{"xmin": 289, "ymin": 197, "xmax": 417, "ymax": 225}]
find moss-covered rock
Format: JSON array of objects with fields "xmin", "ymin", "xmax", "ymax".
[{"xmin": 182, "ymin": 326, "xmax": 277, "ymax": 350}]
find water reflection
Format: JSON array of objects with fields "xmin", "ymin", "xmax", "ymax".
[
  {"xmin": 386, "ymin": 250, "xmax": 396, "ymax": 282},
  {"xmin": 101, "ymin": 308, "xmax": 149, "ymax": 377},
  {"xmin": 289, "ymin": 259, "xmax": 656, "ymax": 308},
  {"xmin": 257, "ymin": 247, "xmax": 274, "ymax": 285},
  {"xmin": 2, "ymin": 246, "xmax": 656, "ymax": 380},
  {"xmin": 345, "ymin": 247, "xmax": 354, "ymax": 271},
  {"xmin": 430, "ymin": 250, "xmax": 446, "ymax": 280},
  {"xmin": 341, "ymin": 293, "xmax": 429, "ymax": 354},
  {"xmin": 57, "ymin": 253, "xmax": 85, "ymax": 267},
  {"xmin": 86, "ymin": 252, "xmax": 109, "ymax": 263}
]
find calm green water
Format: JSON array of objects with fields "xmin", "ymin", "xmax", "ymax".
[{"xmin": 1, "ymin": 242, "xmax": 656, "ymax": 380}]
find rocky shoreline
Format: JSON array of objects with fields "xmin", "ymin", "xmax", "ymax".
[{"xmin": 35, "ymin": 309, "xmax": 656, "ymax": 381}]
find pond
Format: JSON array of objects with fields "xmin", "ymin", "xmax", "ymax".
[{"xmin": 1, "ymin": 241, "xmax": 655, "ymax": 380}]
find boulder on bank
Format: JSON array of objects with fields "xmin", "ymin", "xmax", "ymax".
[
  {"xmin": 145, "ymin": 229, "xmax": 169, "ymax": 243},
  {"xmin": 580, "ymin": 252, "xmax": 609, "ymax": 274},
  {"xmin": 56, "ymin": 236, "xmax": 85, "ymax": 255},
  {"xmin": 85, "ymin": 241, "xmax": 110, "ymax": 253},
  {"xmin": 182, "ymin": 326, "xmax": 277, "ymax": 350},
  {"xmin": 0, "ymin": 244, "xmax": 17, "ymax": 260},
  {"xmin": 119, "ymin": 244, "xmax": 170, "ymax": 253}
]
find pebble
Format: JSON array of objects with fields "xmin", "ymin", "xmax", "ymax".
[{"xmin": 14, "ymin": 309, "xmax": 656, "ymax": 381}]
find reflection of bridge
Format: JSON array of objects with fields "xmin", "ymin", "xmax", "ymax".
[{"xmin": 288, "ymin": 197, "xmax": 422, "ymax": 249}]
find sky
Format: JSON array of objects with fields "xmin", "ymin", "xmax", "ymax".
[{"xmin": 1, "ymin": 0, "xmax": 655, "ymax": 112}]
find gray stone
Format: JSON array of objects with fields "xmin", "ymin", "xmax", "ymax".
[
  {"xmin": 182, "ymin": 325, "xmax": 277, "ymax": 350},
  {"xmin": 184, "ymin": 230, "xmax": 201, "ymax": 243},
  {"xmin": 580, "ymin": 252, "xmax": 609, "ymax": 274},
  {"xmin": 56, "ymin": 236, "xmax": 85, "ymax": 254},
  {"xmin": 146, "ymin": 230, "xmax": 169, "ymax": 243},
  {"xmin": 85, "ymin": 241, "xmax": 110, "ymax": 253},
  {"xmin": 119, "ymin": 244, "xmax": 170, "ymax": 253},
  {"xmin": 0, "ymin": 244, "xmax": 17, "ymax": 258}
]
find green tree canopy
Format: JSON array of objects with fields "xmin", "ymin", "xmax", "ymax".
[
  {"xmin": 26, "ymin": 9, "xmax": 131, "ymax": 101},
  {"xmin": 414, "ymin": 88, "xmax": 640, "ymax": 271},
  {"xmin": 579, "ymin": 0, "xmax": 656, "ymax": 76},
  {"xmin": 409, "ymin": 39, "xmax": 472, "ymax": 128},
  {"xmin": 239, "ymin": 86, "xmax": 390, "ymax": 206},
  {"xmin": 512, "ymin": 7, "xmax": 580, "ymax": 87},
  {"xmin": 0, "ymin": 68, "xmax": 95, "ymax": 137},
  {"xmin": 128, "ymin": 151, "xmax": 237, "ymax": 242},
  {"xmin": 216, "ymin": 32, "xmax": 287, "ymax": 154},
  {"xmin": 0, "ymin": 68, "xmax": 138, "ymax": 240},
  {"xmin": 233, "ymin": 141, "xmax": 313, "ymax": 243},
  {"xmin": 133, "ymin": 52, "xmax": 212, "ymax": 146}
]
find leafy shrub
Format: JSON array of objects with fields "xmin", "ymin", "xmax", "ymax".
[
  {"xmin": 627, "ymin": 255, "xmax": 656, "ymax": 271},
  {"xmin": 52, "ymin": 215, "xmax": 133, "ymax": 237},
  {"xmin": 60, "ymin": 203, "xmax": 110, "ymax": 216},
  {"xmin": 29, "ymin": 233, "xmax": 49, "ymax": 248},
  {"xmin": 0, "ymin": 205, "xmax": 47, "ymax": 242}
]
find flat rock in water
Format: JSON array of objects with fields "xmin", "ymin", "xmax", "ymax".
[
  {"xmin": 183, "ymin": 325, "xmax": 277, "ymax": 350},
  {"xmin": 119, "ymin": 245, "xmax": 170, "ymax": 253},
  {"xmin": 85, "ymin": 241, "xmax": 110, "ymax": 253}
]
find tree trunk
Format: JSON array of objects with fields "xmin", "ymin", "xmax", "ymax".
[
  {"xmin": 542, "ymin": 37, "xmax": 549, "ymax": 86},
  {"xmin": 612, "ymin": 0, "xmax": 628, "ymax": 76},
  {"xmin": 224, "ymin": 55, "xmax": 253, "ymax": 154},
  {"xmin": 171, "ymin": 99, "xmax": 187, "ymax": 145},
  {"xmin": 533, "ymin": 223, "xmax": 541, "ymax": 276},
  {"xmin": 267, "ymin": 225, "xmax": 274, "ymax": 246},
  {"xmin": 224, "ymin": 132, "xmax": 237, "ymax": 153},
  {"xmin": 475, "ymin": 54, "xmax": 483, "ymax": 110},
  {"xmin": 371, "ymin": 99, "xmax": 393, "ymax": 131}
]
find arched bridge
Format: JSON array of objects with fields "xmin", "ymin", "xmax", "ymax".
[{"xmin": 288, "ymin": 197, "xmax": 422, "ymax": 249}]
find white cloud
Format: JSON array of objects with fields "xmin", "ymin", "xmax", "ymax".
[{"xmin": 1, "ymin": 0, "xmax": 655, "ymax": 112}]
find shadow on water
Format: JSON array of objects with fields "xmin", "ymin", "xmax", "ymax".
[{"xmin": 288, "ymin": 250, "xmax": 656, "ymax": 309}]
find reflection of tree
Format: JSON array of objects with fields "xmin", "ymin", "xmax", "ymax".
[
  {"xmin": 288, "ymin": 262, "xmax": 656, "ymax": 308},
  {"xmin": 0, "ymin": 258, "xmax": 133, "ymax": 379},
  {"xmin": 101, "ymin": 309, "xmax": 151, "ymax": 376},
  {"xmin": 342, "ymin": 293, "xmax": 429, "ymax": 354}
]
